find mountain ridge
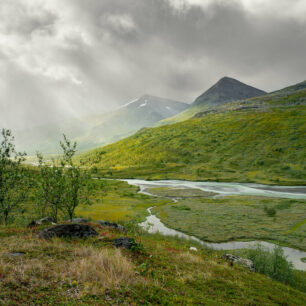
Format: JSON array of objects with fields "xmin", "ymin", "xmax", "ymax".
[{"xmin": 155, "ymin": 76, "xmax": 266, "ymax": 126}]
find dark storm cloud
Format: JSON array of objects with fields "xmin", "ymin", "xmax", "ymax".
[{"xmin": 0, "ymin": 0, "xmax": 305, "ymax": 130}]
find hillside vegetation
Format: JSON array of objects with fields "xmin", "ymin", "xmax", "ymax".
[{"xmin": 80, "ymin": 89, "xmax": 306, "ymax": 185}]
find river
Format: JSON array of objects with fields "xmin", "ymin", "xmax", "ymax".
[{"xmin": 122, "ymin": 179, "xmax": 306, "ymax": 271}]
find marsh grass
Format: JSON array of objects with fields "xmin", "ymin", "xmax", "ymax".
[{"xmin": 155, "ymin": 195, "xmax": 306, "ymax": 250}]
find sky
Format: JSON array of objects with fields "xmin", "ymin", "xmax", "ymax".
[{"xmin": 1, "ymin": 0, "xmax": 306, "ymax": 130}]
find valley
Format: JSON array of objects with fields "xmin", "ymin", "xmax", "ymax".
[{"xmin": 1, "ymin": 77, "xmax": 306, "ymax": 304}]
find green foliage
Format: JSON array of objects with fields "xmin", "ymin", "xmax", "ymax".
[
  {"xmin": 0, "ymin": 129, "xmax": 29, "ymax": 225},
  {"xmin": 171, "ymin": 205, "xmax": 191, "ymax": 211},
  {"xmin": 264, "ymin": 205, "xmax": 277, "ymax": 217},
  {"xmin": 60, "ymin": 135, "xmax": 92, "ymax": 220},
  {"xmin": 36, "ymin": 135, "xmax": 92, "ymax": 222},
  {"xmin": 246, "ymin": 246, "xmax": 294, "ymax": 285}
]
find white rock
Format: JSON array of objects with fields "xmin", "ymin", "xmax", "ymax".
[{"xmin": 189, "ymin": 247, "xmax": 198, "ymax": 252}]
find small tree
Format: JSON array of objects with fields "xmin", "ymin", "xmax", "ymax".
[
  {"xmin": 36, "ymin": 153, "xmax": 66, "ymax": 222},
  {"xmin": 60, "ymin": 135, "xmax": 91, "ymax": 221},
  {"xmin": 0, "ymin": 129, "xmax": 28, "ymax": 225}
]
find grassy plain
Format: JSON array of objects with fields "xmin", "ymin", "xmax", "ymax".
[{"xmin": 153, "ymin": 195, "xmax": 306, "ymax": 250}]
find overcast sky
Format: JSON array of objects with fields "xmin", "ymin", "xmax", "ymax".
[{"xmin": 1, "ymin": 0, "xmax": 306, "ymax": 130}]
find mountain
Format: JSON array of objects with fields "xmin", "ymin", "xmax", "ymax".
[
  {"xmin": 79, "ymin": 80, "xmax": 306, "ymax": 185},
  {"xmin": 14, "ymin": 95, "xmax": 188, "ymax": 155},
  {"xmin": 156, "ymin": 77, "xmax": 266, "ymax": 126},
  {"xmin": 74, "ymin": 95, "xmax": 188, "ymax": 151}
]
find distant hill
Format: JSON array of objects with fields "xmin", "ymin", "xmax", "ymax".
[
  {"xmin": 13, "ymin": 95, "xmax": 187, "ymax": 155},
  {"xmin": 156, "ymin": 77, "xmax": 266, "ymax": 126},
  {"xmin": 79, "ymin": 80, "xmax": 306, "ymax": 185},
  {"xmin": 74, "ymin": 95, "xmax": 188, "ymax": 151}
]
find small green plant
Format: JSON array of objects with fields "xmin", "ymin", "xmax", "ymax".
[
  {"xmin": 129, "ymin": 238, "xmax": 145, "ymax": 253},
  {"xmin": 264, "ymin": 205, "xmax": 277, "ymax": 217},
  {"xmin": 246, "ymin": 245, "xmax": 294, "ymax": 285},
  {"xmin": 171, "ymin": 205, "xmax": 191, "ymax": 211}
]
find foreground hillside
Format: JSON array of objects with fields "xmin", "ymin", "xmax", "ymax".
[
  {"xmin": 80, "ymin": 89, "xmax": 306, "ymax": 185},
  {"xmin": 1, "ymin": 224, "xmax": 305, "ymax": 305}
]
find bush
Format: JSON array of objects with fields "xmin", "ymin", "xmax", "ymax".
[
  {"xmin": 264, "ymin": 205, "xmax": 277, "ymax": 217},
  {"xmin": 246, "ymin": 245, "xmax": 294, "ymax": 285}
]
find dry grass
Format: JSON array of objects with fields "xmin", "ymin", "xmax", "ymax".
[
  {"xmin": 0, "ymin": 234, "xmax": 137, "ymax": 296},
  {"xmin": 176, "ymin": 251, "xmax": 205, "ymax": 264},
  {"xmin": 62, "ymin": 247, "xmax": 135, "ymax": 294}
]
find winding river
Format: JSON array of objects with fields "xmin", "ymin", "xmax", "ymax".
[{"xmin": 122, "ymin": 179, "xmax": 306, "ymax": 271}]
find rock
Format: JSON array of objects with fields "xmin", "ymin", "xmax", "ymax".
[
  {"xmin": 189, "ymin": 247, "xmax": 198, "ymax": 252},
  {"xmin": 70, "ymin": 218, "xmax": 89, "ymax": 223},
  {"xmin": 9, "ymin": 252, "xmax": 25, "ymax": 257},
  {"xmin": 38, "ymin": 224, "xmax": 98, "ymax": 239},
  {"xmin": 38, "ymin": 217, "xmax": 56, "ymax": 224},
  {"xmin": 112, "ymin": 237, "xmax": 137, "ymax": 249},
  {"xmin": 27, "ymin": 216, "xmax": 56, "ymax": 227},
  {"xmin": 27, "ymin": 220, "xmax": 38, "ymax": 227},
  {"xmin": 97, "ymin": 220, "xmax": 127, "ymax": 232},
  {"xmin": 221, "ymin": 254, "xmax": 255, "ymax": 272}
]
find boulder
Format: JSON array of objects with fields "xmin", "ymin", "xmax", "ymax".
[
  {"xmin": 112, "ymin": 237, "xmax": 136, "ymax": 249},
  {"xmin": 221, "ymin": 254, "xmax": 255, "ymax": 272},
  {"xmin": 9, "ymin": 252, "xmax": 25, "ymax": 257},
  {"xmin": 70, "ymin": 218, "xmax": 89, "ymax": 224},
  {"xmin": 38, "ymin": 217, "xmax": 56, "ymax": 224},
  {"xmin": 97, "ymin": 220, "xmax": 127, "ymax": 232},
  {"xmin": 38, "ymin": 224, "xmax": 98, "ymax": 239},
  {"xmin": 27, "ymin": 216, "xmax": 56, "ymax": 227}
]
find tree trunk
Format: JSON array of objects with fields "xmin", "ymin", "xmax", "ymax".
[{"xmin": 4, "ymin": 211, "xmax": 8, "ymax": 226}]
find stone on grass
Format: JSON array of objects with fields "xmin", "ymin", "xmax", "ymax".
[
  {"xmin": 189, "ymin": 247, "xmax": 198, "ymax": 252},
  {"xmin": 112, "ymin": 237, "xmax": 137, "ymax": 249},
  {"xmin": 38, "ymin": 224, "xmax": 98, "ymax": 239},
  {"xmin": 9, "ymin": 252, "xmax": 25, "ymax": 257},
  {"xmin": 221, "ymin": 254, "xmax": 255, "ymax": 272},
  {"xmin": 70, "ymin": 218, "xmax": 89, "ymax": 223},
  {"xmin": 28, "ymin": 216, "xmax": 56, "ymax": 227},
  {"xmin": 97, "ymin": 220, "xmax": 127, "ymax": 232}
]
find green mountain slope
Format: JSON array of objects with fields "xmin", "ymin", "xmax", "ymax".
[
  {"xmin": 80, "ymin": 84, "xmax": 306, "ymax": 185},
  {"xmin": 156, "ymin": 76, "xmax": 266, "ymax": 126}
]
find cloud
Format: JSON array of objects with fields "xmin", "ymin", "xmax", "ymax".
[{"xmin": 0, "ymin": 0, "xmax": 305, "ymax": 131}]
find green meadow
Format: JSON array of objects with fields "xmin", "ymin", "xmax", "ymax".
[{"xmin": 152, "ymin": 193, "xmax": 306, "ymax": 250}]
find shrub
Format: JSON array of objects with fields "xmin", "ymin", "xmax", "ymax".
[
  {"xmin": 264, "ymin": 205, "xmax": 277, "ymax": 217},
  {"xmin": 246, "ymin": 245, "xmax": 294, "ymax": 285}
]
